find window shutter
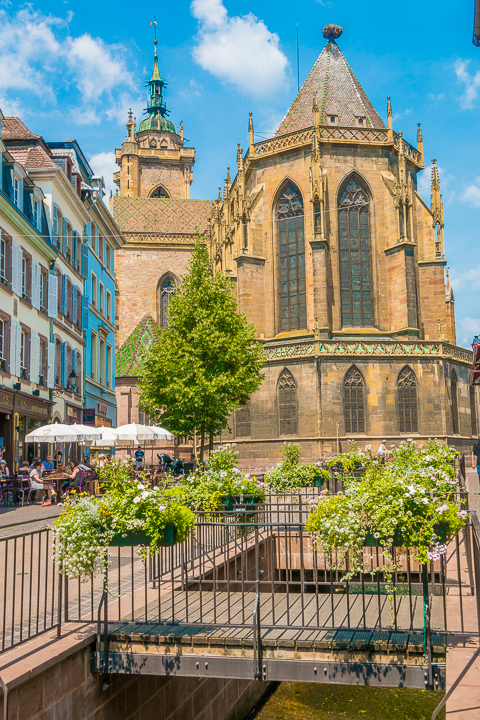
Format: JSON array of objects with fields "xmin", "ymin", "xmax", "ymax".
[
  {"xmin": 81, "ymin": 242, "xmax": 89, "ymax": 278},
  {"xmin": 31, "ymin": 261, "xmax": 41, "ymax": 310},
  {"xmin": 82, "ymin": 294, "xmax": 89, "ymax": 330},
  {"xmin": 84, "ymin": 221, "xmax": 91, "ymax": 243},
  {"xmin": 72, "ymin": 348, "xmax": 77, "ymax": 374},
  {"xmin": 9, "ymin": 321, "xmax": 17, "ymax": 377},
  {"xmin": 72, "ymin": 285, "xmax": 78, "ymax": 326},
  {"xmin": 61, "ymin": 342, "xmax": 67, "ymax": 387},
  {"xmin": 47, "ymin": 341, "xmax": 55, "ymax": 388},
  {"xmin": 62, "ymin": 218, "xmax": 68, "ymax": 256},
  {"xmin": 47, "ymin": 273, "xmax": 58, "ymax": 318},
  {"xmin": 30, "ymin": 332, "xmax": 39, "ymax": 384},
  {"xmin": 11, "ymin": 242, "xmax": 22, "ymax": 296},
  {"xmin": 62, "ymin": 274, "xmax": 67, "ymax": 315},
  {"xmin": 72, "ymin": 230, "xmax": 78, "ymax": 267},
  {"xmin": 53, "ymin": 205, "xmax": 58, "ymax": 245},
  {"xmin": 15, "ymin": 323, "xmax": 21, "ymax": 377}
]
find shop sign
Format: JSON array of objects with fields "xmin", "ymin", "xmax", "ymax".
[
  {"xmin": 14, "ymin": 395, "xmax": 49, "ymax": 417},
  {"xmin": 66, "ymin": 404, "xmax": 83, "ymax": 424},
  {"xmin": 83, "ymin": 409, "xmax": 96, "ymax": 426},
  {"xmin": 0, "ymin": 391, "xmax": 14, "ymax": 413},
  {"xmin": 95, "ymin": 417, "xmax": 112, "ymax": 428},
  {"xmin": 97, "ymin": 403, "xmax": 108, "ymax": 416}
]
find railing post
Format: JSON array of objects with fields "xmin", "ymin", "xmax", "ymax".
[
  {"xmin": 422, "ymin": 563, "xmax": 433, "ymax": 690},
  {"xmin": 252, "ymin": 585, "xmax": 262, "ymax": 680},
  {"xmin": 56, "ymin": 572, "xmax": 63, "ymax": 637}
]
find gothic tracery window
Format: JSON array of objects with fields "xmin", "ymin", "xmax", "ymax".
[
  {"xmin": 157, "ymin": 275, "xmax": 176, "ymax": 328},
  {"xmin": 277, "ymin": 183, "xmax": 306, "ymax": 332},
  {"xmin": 338, "ymin": 176, "xmax": 373, "ymax": 327},
  {"xmin": 344, "ymin": 366, "xmax": 365, "ymax": 434},
  {"xmin": 150, "ymin": 185, "xmax": 170, "ymax": 198},
  {"xmin": 451, "ymin": 370, "xmax": 459, "ymax": 435},
  {"xmin": 398, "ymin": 366, "xmax": 418, "ymax": 433},
  {"xmin": 278, "ymin": 368, "xmax": 297, "ymax": 435}
]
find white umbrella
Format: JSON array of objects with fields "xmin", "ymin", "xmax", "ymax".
[
  {"xmin": 25, "ymin": 423, "xmax": 104, "ymax": 443},
  {"xmin": 89, "ymin": 428, "xmax": 118, "ymax": 448},
  {"xmin": 149, "ymin": 426, "xmax": 174, "ymax": 440},
  {"xmin": 109, "ymin": 423, "xmax": 165, "ymax": 442}
]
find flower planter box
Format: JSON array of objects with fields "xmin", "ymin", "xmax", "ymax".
[
  {"xmin": 219, "ymin": 495, "xmax": 263, "ymax": 512},
  {"xmin": 107, "ymin": 522, "xmax": 177, "ymax": 547},
  {"xmin": 364, "ymin": 522, "xmax": 448, "ymax": 548}
]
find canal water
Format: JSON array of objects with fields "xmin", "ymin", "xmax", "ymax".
[{"xmin": 250, "ymin": 683, "xmax": 445, "ymax": 720}]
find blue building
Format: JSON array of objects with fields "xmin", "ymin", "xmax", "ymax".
[{"xmin": 48, "ymin": 142, "xmax": 125, "ymax": 445}]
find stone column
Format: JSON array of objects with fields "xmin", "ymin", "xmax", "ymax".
[{"xmin": 310, "ymin": 238, "xmax": 331, "ymax": 338}]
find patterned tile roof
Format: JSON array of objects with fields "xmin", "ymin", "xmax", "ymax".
[
  {"xmin": 2, "ymin": 117, "xmax": 41, "ymax": 140},
  {"xmin": 112, "ymin": 196, "xmax": 214, "ymax": 235},
  {"xmin": 8, "ymin": 145, "xmax": 58, "ymax": 169},
  {"xmin": 117, "ymin": 314, "xmax": 161, "ymax": 377},
  {"xmin": 276, "ymin": 40, "xmax": 385, "ymax": 136}
]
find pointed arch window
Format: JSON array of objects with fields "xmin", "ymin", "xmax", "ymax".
[
  {"xmin": 157, "ymin": 275, "xmax": 176, "ymax": 328},
  {"xmin": 398, "ymin": 366, "xmax": 418, "ymax": 433},
  {"xmin": 338, "ymin": 176, "xmax": 372, "ymax": 327},
  {"xmin": 344, "ymin": 366, "xmax": 365, "ymax": 434},
  {"xmin": 451, "ymin": 370, "xmax": 459, "ymax": 435},
  {"xmin": 277, "ymin": 183, "xmax": 306, "ymax": 332},
  {"xmin": 278, "ymin": 368, "xmax": 297, "ymax": 435},
  {"xmin": 150, "ymin": 184, "xmax": 170, "ymax": 198}
]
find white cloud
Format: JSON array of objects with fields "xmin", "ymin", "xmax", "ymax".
[
  {"xmin": 454, "ymin": 59, "xmax": 480, "ymax": 109},
  {"xmin": 392, "ymin": 108, "xmax": 412, "ymax": 122},
  {"xmin": 89, "ymin": 151, "xmax": 118, "ymax": 199},
  {"xmin": 191, "ymin": 0, "xmax": 289, "ymax": 97},
  {"xmin": 451, "ymin": 265, "xmax": 480, "ymax": 292},
  {"xmin": 179, "ymin": 79, "xmax": 203, "ymax": 100},
  {"xmin": 459, "ymin": 316, "xmax": 480, "ymax": 347},
  {"xmin": 461, "ymin": 184, "xmax": 480, "ymax": 207},
  {"xmin": 417, "ymin": 163, "xmax": 454, "ymax": 197},
  {"xmin": 427, "ymin": 92, "xmax": 446, "ymax": 102},
  {"xmin": 0, "ymin": 7, "xmax": 134, "ymax": 126}
]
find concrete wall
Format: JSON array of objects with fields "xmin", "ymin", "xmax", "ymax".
[{"xmin": 0, "ymin": 642, "xmax": 269, "ymax": 720}]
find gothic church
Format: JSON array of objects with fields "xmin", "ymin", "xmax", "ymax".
[{"xmin": 113, "ymin": 25, "xmax": 476, "ymax": 466}]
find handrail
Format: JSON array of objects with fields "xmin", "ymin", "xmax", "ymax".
[{"xmin": 252, "ymin": 585, "xmax": 262, "ymax": 680}]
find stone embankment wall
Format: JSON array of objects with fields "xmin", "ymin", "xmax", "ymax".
[{"xmin": 0, "ymin": 642, "xmax": 269, "ymax": 720}]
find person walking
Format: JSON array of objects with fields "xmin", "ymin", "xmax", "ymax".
[
  {"xmin": 472, "ymin": 435, "xmax": 480, "ymax": 482},
  {"xmin": 134, "ymin": 445, "xmax": 145, "ymax": 469}
]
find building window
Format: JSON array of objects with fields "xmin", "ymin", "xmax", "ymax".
[
  {"xmin": 344, "ymin": 366, "xmax": 365, "ymax": 434},
  {"xmin": 99, "ymin": 282, "xmax": 104, "ymax": 314},
  {"xmin": 235, "ymin": 403, "xmax": 251, "ymax": 438},
  {"xmin": 75, "ymin": 351, "xmax": 82, "ymax": 395},
  {"xmin": 21, "ymin": 254, "xmax": 31, "ymax": 301},
  {"xmin": 57, "ymin": 270, "xmax": 62, "ymax": 315},
  {"xmin": 91, "ymin": 332, "xmax": 97, "ymax": 381},
  {"xmin": 0, "ymin": 235, "xmax": 10, "ymax": 287},
  {"xmin": 451, "ymin": 369, "xmax": 459, "ymax": 435},
  {"xmin": 157, "ymin": 275, "xmax": 176, "ymax": 328},
  {"xmin": 39, "ymin": 339, "xmax": 47, "ymax": 386},
  {"xmin": 91, "ymin": 272, "xmax": 97, "ymax": 307},
  {"xmin": 99, "ymin": 339, "xmax": 106, "ymax": 385},
  {"xmin": 106, "ymin": 290, "xmax": 111, "ymax": 322},
  {"xmin": 277, "ymin": 183, "xmax": 306, "ymax": 332},
  {"xmin": 470, "ymin": 386, "xmax": 477, "ymax": 437},
  {"xmin": 0, "ymin": 319, "xmax": 5, "ymax": 372},
  {"xmin": 55, "ymin": 337, "xmax": 62, "ymax": 384},
  {"xmin": 278, "ymin": 368, "xmax": 297, "ymax": 435},
  {"xmin": 20, "ymin": 329, "xmax": 28, "ymax": 380},
  {"xmin": 99, "ymin": 236, "xmax": 104, "ymax": 263},
  {"xmin": 398, "ymin": 366, "xmax": 418, "ymax": 433},
  {"xmin": 13, "ymin": 177, "xmax": 22, "ymax": 209},
  {"xmin": 106, "ymin": 344, "xmax": 112, "ymax": 388},
  {"xmin": 106, "ymin": 244, "xmax": 112, "ymax": 272},
  {"xmin": 34, "ymin": 199, "xmax": 42, "ymax": 230},
  {"xmin": 40, "ymin": 269, "xmax": 48, "ymax": 314},
  {"xmin": 338, "ymin": 176, "xmax": 372, "ymax": 327}
]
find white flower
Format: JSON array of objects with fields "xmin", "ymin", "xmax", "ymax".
[
  {"xmin": 220, "ymin": 471, "xmax": 227, "ymax": 478},
  {"xmin": 133, "ymin": 496, "xmax": 141, "ymax": 504},
  {"xmin": 137, "ymin": 483, "xmax": 145, "ymax": 490},
  {"xmin": 436, "ymin": 504, "xmax": 449, "ymax": 515},
  {"xmin": 458, "ymin": 510, "xmax": 468, "ymax": 519}
]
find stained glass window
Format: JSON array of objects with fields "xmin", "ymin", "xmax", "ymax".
[
  {"xmin": 278, "ymin": 368, "xmax": 297, "ymax": 435},
  {"xmin": 338, "ymin": 176, "xmax": 372, "ymax": 327},
  {"xmin": 157, "ymin": 275, "xmax": 176, "ymax": 328},
  {"xmin": 451, "ymin": 370, "xmax": 459, "ymax": 435},
  {"xmin": 398, "ymin": 366, "xmax": 418, "ymax": 433},
  {"xmin": 344, "ymin": 366, "xmax": 365, "ymax": 433},
  {"xmin": 277, "ymin": 184, "xmax": 306, "ymax": 332}
]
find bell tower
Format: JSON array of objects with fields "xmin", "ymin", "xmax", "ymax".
[{"xmin": 114, "ymin": 38, "xmax": 195, "ymax": 199}]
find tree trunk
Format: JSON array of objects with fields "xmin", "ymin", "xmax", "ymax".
[{"xmin": 200, "ymin": 427, "xmax": 205, "ymax": 463}]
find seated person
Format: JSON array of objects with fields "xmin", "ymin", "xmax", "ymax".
[
  {"xmin": 29, "ymin": 458, "xmax": 43, "ymax": 477},
  {"xmin": 61, "ymin": 461, "xmax": 82, "ymax": 498},
  {"xmin": 42, "ymin": 455, "xmax": 55, "ymax": 473},
  {"xmin": 17, "ymin": 461, "xmax": 31, "ymax": 479},
  {"xmin": 0, "ymin": 460, "xmax": 9, "ymax": 479},
  {"xmin": 29, "ymin": 461, "xmax": 57, "ymax": 506}
]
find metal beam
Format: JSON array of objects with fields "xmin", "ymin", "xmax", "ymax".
[{"xmin": 93, "ymin": 651, "xmax": 446, "ymax": 691}]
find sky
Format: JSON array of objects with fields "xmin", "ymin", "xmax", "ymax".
[{"xmin": 0, "ymin": 0, "xmax": 479, "ymax": 347}]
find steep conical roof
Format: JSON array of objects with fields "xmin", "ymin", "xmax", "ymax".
[{"xmin": 276, "ymin": 35, "xmax": 385, "ymax": 136}]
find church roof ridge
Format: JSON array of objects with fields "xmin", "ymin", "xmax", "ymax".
[{"xmin": 276, "ymin": 29, "xmax": 385, "ymax": 136}]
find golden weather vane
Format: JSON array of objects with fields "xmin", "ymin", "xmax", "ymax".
[{"xmin": 150, "ymin": 17, "xmax": 157, "ymax": 42}]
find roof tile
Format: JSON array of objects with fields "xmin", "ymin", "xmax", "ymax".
[
  {"xmin": 112, "ymin": 196, "xmax": 214, "ymax": 235},
  {"xmin": 2, "ymin": 117, "xmax": 41, "ymax": 140},
  {"xmin": 276, "ymin": 40, "xmax": 385, "ymax": 136}
]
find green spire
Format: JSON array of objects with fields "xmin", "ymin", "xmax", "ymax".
[{"xmin": 138, "ymin": 39, "xmax": 177, "ymax": 135}]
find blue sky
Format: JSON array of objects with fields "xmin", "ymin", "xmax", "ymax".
[{"xmin": 1, "ymin": 0, "xmax": 479, "ymax": 347}]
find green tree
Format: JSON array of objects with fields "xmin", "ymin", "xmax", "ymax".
[{"xmin": 138, "ymin": 239, "xmax": 264, "ymax": 459}]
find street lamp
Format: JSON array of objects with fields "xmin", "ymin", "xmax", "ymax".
[{"xmin": 67, "ymin": 370, "xmax": 78, "ymax": 393}]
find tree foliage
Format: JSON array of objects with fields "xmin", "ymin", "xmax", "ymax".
[{"xmin": 138, "ymin": 239, "xmax": 264, "ymax": 455}]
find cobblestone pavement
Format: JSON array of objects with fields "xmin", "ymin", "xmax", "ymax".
[{"xmin": 0, "ymin": 502, "xmax": 61, "ymax": 537}]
